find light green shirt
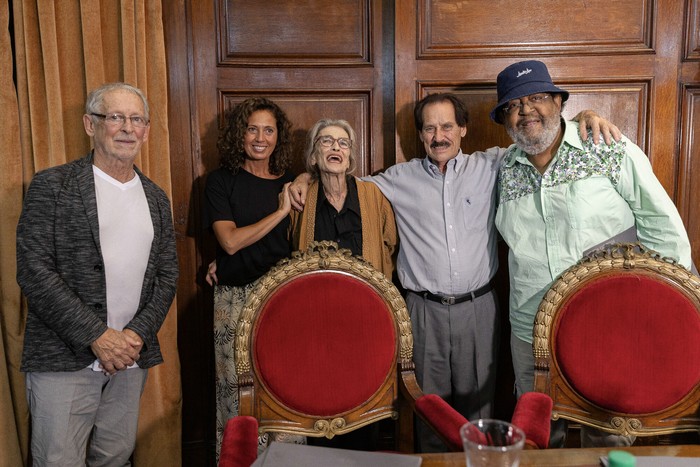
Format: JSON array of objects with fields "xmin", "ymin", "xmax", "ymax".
[{"xmin": 495, "ymin": 120, "xmax": 692, "ymax": 343}]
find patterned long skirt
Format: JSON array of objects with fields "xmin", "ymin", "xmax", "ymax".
[{"xmin": 213, "ymin": 282, "xmax": 258, "ymax": 461}]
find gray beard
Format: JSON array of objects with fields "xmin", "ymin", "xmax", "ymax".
[{"xmin": 506, "ymin": 114, "xmax": 561, "ymax": 155}]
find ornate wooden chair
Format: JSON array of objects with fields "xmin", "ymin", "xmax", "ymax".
[
  {"xmin": 220, "ymin": 242, "xmax": 552, "ymax": 467},
  {"xmin": 534, "ymin": 242, "xmax": 700, "ymax": 439}
]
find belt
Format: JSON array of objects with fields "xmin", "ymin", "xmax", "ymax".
[{"xmin": 411, "ymin": 284, "xmax": 492, "ymax": 306}]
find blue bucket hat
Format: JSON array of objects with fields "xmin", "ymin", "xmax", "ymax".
[{"xmin": 490, "ymin": 60, "xmax": 569, "ymax": 124}]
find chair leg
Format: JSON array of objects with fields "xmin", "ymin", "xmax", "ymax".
[{"xmin": 397, "ymin": 400, "xmax": 415, "ymax": 452}]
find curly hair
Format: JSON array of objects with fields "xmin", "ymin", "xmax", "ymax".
[
  {"xmin": 217, "ymin": 97, "xmax": 293, "ymax": 175},
  {"xmin": 304, "ymin": 118, "xmax": 358, "ymax": 179}
]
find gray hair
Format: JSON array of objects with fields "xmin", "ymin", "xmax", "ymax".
[
  {"xmin": 85, "ymin": 82, "xmax": 150, "ymax": 119},
  {"xmin": 304, "ymin": 118, "xmax": 358, "ymax": 178}
]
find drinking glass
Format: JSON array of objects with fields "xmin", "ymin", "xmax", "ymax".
[{"xmin": 460, "ymin": 419, "xmax": 525, "ymax": 467}]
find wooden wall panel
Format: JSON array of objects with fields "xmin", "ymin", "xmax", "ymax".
[
  {"xmin": 558, "ymin": 83, "xmax": 650, "ymax": 148},
  {"xmin": 419, "ymin": 0, "xmax": 653, "ymax": 57},
  {"xmin": 163, "ymin": 1, "xmax": 217, "ymax": 465},
  {"xmin": 219, "ymin": 0, "xmax": 371, "ymax": 65},
  {"xmin": 685, "ymin": 0, "xmax": 700, "ymax": 60},
  {"xmin": 679, "ymin": 84, "xmax": 700, "ymax": 263}
]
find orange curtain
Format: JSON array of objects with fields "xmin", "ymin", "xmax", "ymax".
[
  {"xmin": 1, "ymin": 1, "xmax": 181, "ymax": 466},
  {"xmin": 0, "ymin": 2, "xmax": 28, "ymax": 466}
]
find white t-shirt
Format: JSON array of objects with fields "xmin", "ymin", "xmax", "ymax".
[{"xmin": 90, "ymin": 165, "xmax": 153, "ymax": 371}]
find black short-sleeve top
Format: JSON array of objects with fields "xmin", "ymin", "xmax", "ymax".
[{"xmin": 204, "ymin": 167, "xmax": 295, "ymax": 286}]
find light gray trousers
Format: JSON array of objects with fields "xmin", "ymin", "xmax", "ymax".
[{"xmin": 26, "ymin": 367, "xmax": 148, "ymax": 467}]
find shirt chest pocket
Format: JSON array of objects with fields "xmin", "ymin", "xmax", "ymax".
[
  {"xmin": 461, "ymin": 192, "xmax": 493, "ymax": 232},
  {"xmin": 566, "ymin": 176, "xmax": 625, "ymax": 229}
]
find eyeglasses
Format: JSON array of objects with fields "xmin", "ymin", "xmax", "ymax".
[
  {"xmin": 91, "ymin": 113, "xmax": 149, "ymax": 128},
  {"xmin": 315, "ymin": 135, "xmax": 352, "ymax": 149},
  {"xmin": 502, "ymin": 93, "xmax": 552, "ymax": 115}
]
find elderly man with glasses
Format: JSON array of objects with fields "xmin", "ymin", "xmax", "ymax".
[
  {"xmin": 492, "ymin": 60, "xmax": 694, "ymax": 447},
  {"xmin": 16, "ymin": 82, "xmax": 178, "ymax": 466}
]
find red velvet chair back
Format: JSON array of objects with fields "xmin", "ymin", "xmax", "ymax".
[
  {"xmin": 534, "ymin": 243, "xmax": 700, "ymax": 437},
  {"xmin": 234, "ymin": 241, "xmax": 416, "ymax": 447},
  {"xmin": 254, "ymin": 273, "xmax": 396, "ymax": 416}
]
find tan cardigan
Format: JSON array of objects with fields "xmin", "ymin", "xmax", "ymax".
[{"xmin": 290, "ymin": 178, "xmax": 397, "ymax": 277}]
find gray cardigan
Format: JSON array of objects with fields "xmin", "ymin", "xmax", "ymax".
[{"xmin": 16, "ymin": 153, "xmax": 179, "ymax": 372}]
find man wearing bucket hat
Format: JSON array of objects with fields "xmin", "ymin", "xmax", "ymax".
[{"xmin": 492, "ymin": 60, "xmax": 693, "ymax": 447}]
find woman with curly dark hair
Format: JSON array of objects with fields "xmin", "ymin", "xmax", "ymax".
[{"xmin": 203, "ymin": 97, "xmax": 298, "ymax": 459}]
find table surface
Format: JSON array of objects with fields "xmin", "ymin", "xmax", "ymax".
[{"xmin": 418, "ymin": 444, "xmax": 700, "ymax": 466}]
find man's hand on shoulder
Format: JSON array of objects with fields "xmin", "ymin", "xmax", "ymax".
[
  {"xmin": 289, "ymin": 173, "xmax": 312, "ymax": 211},
  {"xmin": 572, "ymin": 110, "xmax": 622, "ymax": 145}
]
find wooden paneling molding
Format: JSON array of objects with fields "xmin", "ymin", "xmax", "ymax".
[
  {"xmin": 418, "ymin": 0, "xmax": 654, "ymax": 58},
  {"xmin": 678, "ymin": 84, "xmax": 700, "ymax": 262},
  {"xmin": 685, "ymin": 0, "xmax": 700, "ymax": 60},
  {"xmin": 218, "ymin": 0, "xmax": 372, "ymax": 66}
]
